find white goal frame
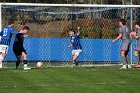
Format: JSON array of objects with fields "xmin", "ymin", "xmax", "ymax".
[{"xmin": 0, "ymin": 3, "xmax": 139, "ymax": 64}]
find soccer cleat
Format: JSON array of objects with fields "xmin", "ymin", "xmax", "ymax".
[
  {"xmin": 119, "ymin": 65, "xmax": 127, "ymax": 69},
  {"xmin": 24, "ymin": 67, "xmax": 31, "ymax": 70},
  {"xmin": 135, "ymin": 64, "xmax": 140, "ymax": 68}
]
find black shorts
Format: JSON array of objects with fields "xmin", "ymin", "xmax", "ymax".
[{"xmin": 13, "ymin": 46, "xmax": 27, "ymax": 56}]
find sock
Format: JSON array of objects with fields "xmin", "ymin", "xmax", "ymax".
[
  {"xmin": 0, "ymin": 55, "xmax": 4, "ymax": 68},
  {"xmin": 16, "ymin": 56, "xmax": 21, "ymax": 68},
  {"xmin": 23, "ymin": 60, "xmax": 28, "ymax": 64},
  {"xmin": 23, "ymin": 60, "xmax": 28, "ymax": 68},
  {"xmin": 0, "ymin": 62, "xmax": 2, "ymax": 68},
  {"xmin": 126, "ymin": 56, "xmax": 130, "ymax": 65},
  {"xmin": 75, "ymin": 61, "xmax": 78, "ymax": 66},
  {"xmin": 24, "ymin": 64, "xmax": 27, "ymax": 68},
  {"xmin": 72, "ymin": 60, "xmax": 75, "ymax": 64},
  {"xmin": 121, "ymin": 56, "xmax": 127, "ymax": 65},
  {"xmin": 135, "ymin": 52, "xmax": 140, "ymax": 64}
]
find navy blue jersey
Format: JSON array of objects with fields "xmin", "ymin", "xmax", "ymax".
[
  {"xmin": 13, "ymin": 33, "xmax": 24, "ymax": 47},
  {"xmin": 0, "ymin": 26, "xmax": 19, "ymax": 46},
  {"xmin": 70, "ymin": 34, "xmax": 82, "ymax": 50}
]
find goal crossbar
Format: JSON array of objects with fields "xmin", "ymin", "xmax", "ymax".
[{"xmin": 0, "ymin": 3, "xmax": 140, "ymax": 8}]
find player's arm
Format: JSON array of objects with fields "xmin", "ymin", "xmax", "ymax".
[
  {"xmin": 77, "ymin": 27, "xmax": 80, "ymax": 36},
  {"xmin": 68, "ymin": 44, "xmax": 72, "ymax": 48},
  {"xmin": 112, "ymin": 33, "xmax": 122, "ymax": 43},
  {"xmin": 131, "ymin": 31, "xmax": 140, "ymax": 39},
  {"xmin": 11, "ymin": 28, "xmax": 19, "ymax": 34},
  {"xmin": 112, "ymin": 27, "xmax": 123, "ymax": 43},
  {"xmin": 130, "ymin": 31, "xmax": 134, "ymax": 38}
]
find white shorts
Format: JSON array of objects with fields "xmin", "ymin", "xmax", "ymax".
[
  {"xmin": 72, "ymin": 49, "xmax": 82, "ymax": 56},
  {"xmin": 0, "ymin": 45, "xmax": 9, "ymax": 54}
]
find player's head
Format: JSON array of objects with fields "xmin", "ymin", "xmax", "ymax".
[
  {"xmin": 135, "ymin": 22, "xmax": 140, "ymax": 29},
  {"xmin": 7, "ymin": 19, "xmax": 15, "ymax": 26},
  {"xmin": 119, "ymin": 19, "xmax": 126, "ymax": 26},
  {"xmin": 69, "ymin": 29, "xmax": 75, "ymax": 36},
  {"xmin": 21, "ymin": 26, "xmax": 30, "ymax": 34}
]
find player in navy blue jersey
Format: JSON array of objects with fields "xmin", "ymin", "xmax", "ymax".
[
  {"xmin": 13, "ymin": 26, "xmax": 31, "ymax": 70},
  {"xmin": 68, "ymin": 27, "xmax": 82, "ymax": 67},
  {"xmin": 0, "ymin": 20, "xmax": 19, "ymax": 68}
]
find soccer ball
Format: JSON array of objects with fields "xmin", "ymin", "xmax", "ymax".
[{"xmin": 37, "ymin": 62, "xmax": 43, "ymax": 68}]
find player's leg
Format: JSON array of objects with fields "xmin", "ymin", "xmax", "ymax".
[
  {"xmin": 15, "ymin": 55, "xmax": 21, "ymax": 69},
  {"xmin": 125, "ymin": 51, "xmax": 131, "ymax": 68},
  {"xmin": 134, "ymin": 50, "xmax": 139, "ymax": 62},
  {"xmin": 0, "ymin": 45, "xmax": 8, "ymax": 68},
  {"xmin": 72, "ymin": 50, "xmax": 82, "ymax": 66},
  {"xmin": 126, "ymin": 43, "xmax": 131, "ymax": 68},
  {"xmin": 120, "ymin": 40, "xmax": 131, "ymax": 69},
  {"xmin": 134, "ymin": 50, "xmax": 140, "ymax": 68},
  {"xmin": 0, "ymin": 53, "xmax": 4, "ymax": 68},
  {"xmin": 13, "ymin": 46, "xmax": 22, "ymax": 69},
  {"xmin": 120, "ymin": 50, "xmax": 127, "ymax": 69},
  {"xmin": 72, "ymin": 54, "xmax": 78, "ymax": 64},
  {"xmin": 72, "ymin": 50, "xmax": 76, "ymax": 65},
  {"xmin": 22, "ymin": 51, "xmax": 31, "ymax": 70}
]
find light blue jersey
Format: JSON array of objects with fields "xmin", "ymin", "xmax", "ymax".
[{"xmin": 0, "ymin": 26, "xmax": 19, "ymax": 46}]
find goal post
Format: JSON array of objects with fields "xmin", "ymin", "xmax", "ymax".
[
  {"xmin": 0, "ymin": 3, "xmax": 2, "ymax": 31},
  {"xmin": 1, "ymin": 3, "xmax": 140, "ymax": 7},
  {"xmin": 0, "ymin": 3, "xmax": 139, "ymax": 66}
]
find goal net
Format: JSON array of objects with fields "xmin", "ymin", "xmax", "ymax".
[{"xmin": 0, "ymin": 3, "xmax": 139, "ymax": 67}]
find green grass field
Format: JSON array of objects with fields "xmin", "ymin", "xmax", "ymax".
[{"xmin": 0, "ymin": 66, "xmax": 140, "ymax": 93}]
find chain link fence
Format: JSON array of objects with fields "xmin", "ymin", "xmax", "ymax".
[{"xmin": 1, "ymin": 4, "xmax": 140, "ymax": 67}]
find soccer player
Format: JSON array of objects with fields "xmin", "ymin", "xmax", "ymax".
[
  {"xmin": 112, "ymin": 19, "xmax": 131, "ymax": 69},
  {"xmin": 131, "ymin": 22, "xmax": 140, "ymax": 68},
  {"xmin": 13, "ymin": 26, "xmax": 31, "ymax": 70},
  {"xmin": 0, "ymin": 20, "xmax": 19, "ymax": 68},
  {"xmin": 68, "ymin": 27, "xmax": 82, "ymax": 67}
]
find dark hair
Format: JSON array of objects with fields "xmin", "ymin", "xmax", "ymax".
[
  {"xmin": 119, "ymin": 19, "xmax": 126, "ymax": 25},
  {"xmin": 22, "ymin": 26, "xmax": 30, "ymax": 31},
  {"xmin": 69, "ymin": 29, "xmax": 75, "ymax": 33},
  {"xmin": 135, "ymin": 22, "xmax": 140, "ymax": 26},
  {"xmin": 7, "ymin": 19, "xmax": 15, "ymax": 25}
]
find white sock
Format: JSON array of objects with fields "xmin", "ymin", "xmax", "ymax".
[
  {"xmin": 0, "ymin": 62, "xmax": 2, "ymax": 68},
  {"xmin": 24, "ymin": 64, "xmax": 27, "ymax": 68},
  {"xmin": 0, "ymin": 55, "xmax": 4, "ymax": 68},
  {"xmin": 123, "ymin": 65, "xmax": 126, "ymax": 68}
]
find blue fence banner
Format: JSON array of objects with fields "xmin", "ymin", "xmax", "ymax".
[{"xmin": 4, "ymin": 38, "xmax": 136, "ymax": 63}]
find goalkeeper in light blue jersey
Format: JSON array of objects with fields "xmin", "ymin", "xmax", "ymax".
[{"xmin": 0, "ymin": 20, "xmax": 19, "ymax": 68}]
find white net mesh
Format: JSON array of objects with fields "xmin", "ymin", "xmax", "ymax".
[{"xmin": 1, "ymin": 4, "xmax": 139, "ymax": 66}]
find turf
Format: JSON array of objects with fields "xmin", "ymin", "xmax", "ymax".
[{"xmin": 0, "ymin": 66, "xmax": 140, "ymax": 93}]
